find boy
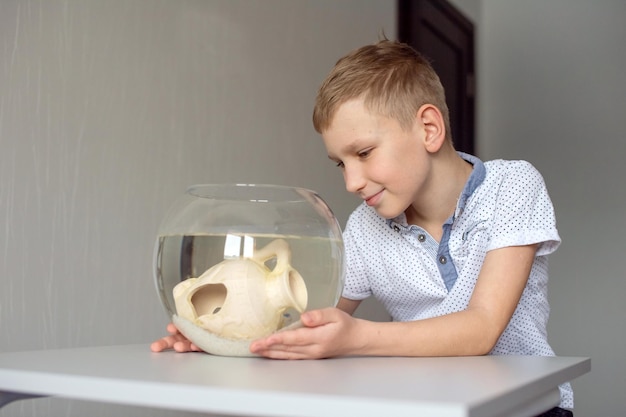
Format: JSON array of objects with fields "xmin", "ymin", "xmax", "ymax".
[{"xmin": 152, "ymin": 39, "xmax": 573, "ymax": 414}]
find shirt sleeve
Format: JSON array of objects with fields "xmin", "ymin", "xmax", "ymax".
[
  {"xmin": 341, "ymin": 207, "xmax": 374, "ymax": 301},
  {"xmin": 488, "ymin": 161, "xmax": 561, "ymax": 256}
]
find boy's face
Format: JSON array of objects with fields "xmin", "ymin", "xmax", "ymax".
[{"xmin": 322, "ymin": 99, "xmax": 431, "ymax": 220}]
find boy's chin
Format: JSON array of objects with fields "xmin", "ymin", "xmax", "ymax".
[{"xmin": 372, "ymin": 206, "xmax": 404, "ymax": 221}]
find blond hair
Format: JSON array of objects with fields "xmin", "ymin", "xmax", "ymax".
[{"xmin": 312, "ymin": 39, "xmax": 451, "ymax": 140}]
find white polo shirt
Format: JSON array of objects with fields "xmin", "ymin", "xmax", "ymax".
[{"xmin": 342, "ymin": 153, "xmax": 573, "ymax": 407}]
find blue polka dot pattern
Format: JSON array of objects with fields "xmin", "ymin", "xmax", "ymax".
[{"xmin": 341, "ymin": 154, "xmax": 573, "ymax": 408}]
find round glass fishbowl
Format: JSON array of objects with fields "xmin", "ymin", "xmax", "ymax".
[{"xmin": 153, "ymin": 184, "xmax": 344, "ymax": 356}]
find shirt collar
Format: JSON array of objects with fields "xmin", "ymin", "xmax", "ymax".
[{"xmin": 455, "ymin": 152, "xmax": 486, "ymax": 217}]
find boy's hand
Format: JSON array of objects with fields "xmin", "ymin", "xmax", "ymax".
[
  {"xmin": 150, "ymin": 322, "xmax": 203, "ymax": 353},
  {"xmin": 249, "ymin": 307, "xmax": 361, "ymax": 359}
]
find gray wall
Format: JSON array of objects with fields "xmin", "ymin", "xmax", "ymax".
[
  {"xmin": 476, "ymin": 1, "xmax": 625, "ymax": 416},
  {"xmin": 0, "ymin": 1, "xmax": 393, "ymax": 416}
]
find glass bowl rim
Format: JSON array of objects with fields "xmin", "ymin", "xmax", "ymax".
[{"xmin": 185, "ymin": 183, "xmax": 321, "ymax": 202}]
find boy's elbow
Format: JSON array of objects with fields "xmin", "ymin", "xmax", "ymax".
[
  {"xmin": 473, "ymin": 340, "xmax": 496, "ymax": 356},
  {"xmin": 459, "ymin": 337, "xmax": 495, "ymax": 356},
  {"xmin": 466, "ymin": 326, "xmax": 503, "ymax": 356},
  {"xmin": 450, "ymin": 332, "xmax": 497, "ymax": 356},
  {"xmin": 465, "ymin": 309, "xmax": 508, "ymax": 355}
]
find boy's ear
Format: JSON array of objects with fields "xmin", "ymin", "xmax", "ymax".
[{"xmin": 416, "ymin": 104, "xmax": 446, "ymax": 153}]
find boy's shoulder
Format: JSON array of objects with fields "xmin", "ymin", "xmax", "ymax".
[
  {"xmin": 474, "ymin": 159, "xmax": 554, "ymax": 224},
  {"xmin": 457, "ymin": 152, "xmax": 542, "ymax": 184},
  {"xmin": 484, "ymin": 158, "xmax": 537, "ymax": 172},
  {"xmin": 483, "ymin": 158, "xmax": 545, "ymax": 186}
]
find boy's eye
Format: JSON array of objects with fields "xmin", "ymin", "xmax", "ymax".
[
  {"xmin": 335, "ymin": 161, "xmax": 344, "ymax": 168},
  {"xmin": 358, "ymin": 148, "xmax": 372, "ymax": 158}
]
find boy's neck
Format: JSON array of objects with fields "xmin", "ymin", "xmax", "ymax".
[{"xmin": 404, "ymin": 150, "xmax": 472, "ymax": 241}]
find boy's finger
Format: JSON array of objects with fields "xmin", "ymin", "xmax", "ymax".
[
  {"xmin": 150, "ymin": 339, "xmax": 170, "ymax": 352},
  {"xmin": 166, "ymin": 322, "xmax": 179, "ymax": 334},
  {"xmin": 301, "ymin": 307, "xmax": 340, "ymax": 327}
]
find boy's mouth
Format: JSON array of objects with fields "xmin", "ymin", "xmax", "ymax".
[{"xmin": 364, "ymin": 190, "xmax": 383, "ymax": 206}]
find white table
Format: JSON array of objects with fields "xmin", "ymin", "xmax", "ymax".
[{"xmin": 0, "ymin": 344, "xmax": 589, "ymax": 417}]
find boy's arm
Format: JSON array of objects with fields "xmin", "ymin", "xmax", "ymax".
[
  {"xmin": 336, "ymin": 296, "xmax": 361, "ymax": 315},
  {"xmin": 249, "ymin": 243, "xmax": 537, "ymax": 359}
]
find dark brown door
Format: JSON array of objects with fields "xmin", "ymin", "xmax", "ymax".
[{"xmin": 398, "ymin": 0, "xmax": 475, "ymax": 155}]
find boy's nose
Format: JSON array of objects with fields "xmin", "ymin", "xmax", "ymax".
[{"xmin": 343, "ymin": 165, "xmax": 366, "ymax": 194}]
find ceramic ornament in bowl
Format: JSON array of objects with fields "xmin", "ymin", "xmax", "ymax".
[{"xmin": 153, "ymin": 184, "xmax": 344, "ymax": 357}]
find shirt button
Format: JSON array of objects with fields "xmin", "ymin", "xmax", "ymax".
[
  {"xmin": 418, "ymin": 234, "xmax": 426, "ymax": 242},
  {"xmin": 439, "ymin": 256, "xmax": 447, "ymax": 264},
  {"xmin": 393, "ymin": 225, "xmax": 400, "ymax": 232}
]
